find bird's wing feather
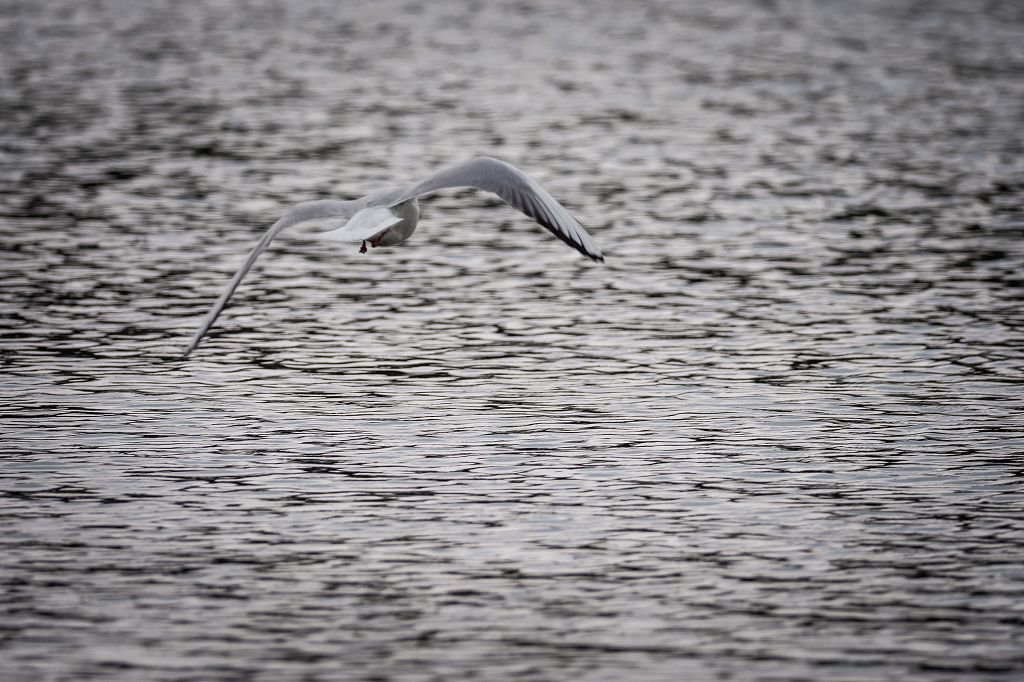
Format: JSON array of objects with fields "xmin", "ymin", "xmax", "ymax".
[
  {"xmin": 318, "ymin": 206, "xmax": 400, "ymax": 242},
  {"xmin": 389, "ymin": 156, "xmax": 603, "ymax": 262},
  {"xmin": 183, "ymin": 199, "xmax": 357, "ymax": 357}
]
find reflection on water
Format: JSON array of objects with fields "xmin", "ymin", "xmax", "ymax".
[{"xmin": 2, "ymin": 0, "xmax": 1023, "ymax": 680}]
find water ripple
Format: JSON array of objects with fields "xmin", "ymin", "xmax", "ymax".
[{"xmin": 2, "ymin": 0, "xmax": 1024, "ymax": 680}]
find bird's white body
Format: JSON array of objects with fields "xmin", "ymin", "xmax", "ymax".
[
  {"xmin": 319, "ymin": 198, "xmax": 421, "ymax": 248},
  {"xmin": 379, "ymin": 199, "xmax": 420, "ymax": 246},
  {"xmin": 183, "ymin": 157, "xmax": 603, "ymax": 356}
]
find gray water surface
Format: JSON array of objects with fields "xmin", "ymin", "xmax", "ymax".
[{"xmin": 2, "ymin": 1, "xmax": 1024, "ymax": 680}]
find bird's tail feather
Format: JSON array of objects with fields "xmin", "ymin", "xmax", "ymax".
[{"xmin": 318, "ymin": 207, "xmax": 400, "ymax": 242}]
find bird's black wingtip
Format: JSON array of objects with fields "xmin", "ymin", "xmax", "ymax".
[{"xmin": 181, "ymin": 335, "xmax": 202, "ymax": 359}]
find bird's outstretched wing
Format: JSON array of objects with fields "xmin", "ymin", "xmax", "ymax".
[
  {"xmin": 182, "ymin": 199, "xmax": 357, "ymax": 357},
  {"xmin": 389, "ymin": 156, "xmax": 603, "ymax": 262}
]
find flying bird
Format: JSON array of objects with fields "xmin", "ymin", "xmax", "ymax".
[{"xmin": 182, "ymin": 156, "xmax": 604, "ymax": 356}]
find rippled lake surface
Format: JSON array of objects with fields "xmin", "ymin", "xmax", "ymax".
[{"xmin": 2, "ymin": 1, "xmax": 1024, "ymax": 679}]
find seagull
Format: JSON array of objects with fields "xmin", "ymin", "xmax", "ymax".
[{"xmin": 182, "ymin": 156, "xmax": 604, "ymax": 356}]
